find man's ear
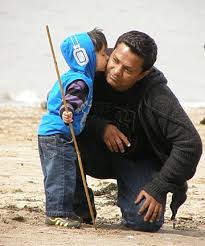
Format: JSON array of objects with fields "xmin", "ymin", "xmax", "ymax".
[{"xmin": 136, "ymin": 69, "xmax": 150, "ymax": 81}]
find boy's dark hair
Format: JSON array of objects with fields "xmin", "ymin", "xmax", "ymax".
[
  {"xmin": 87, "ymin": 28, "xmax": 107, "ymax": 52},
  {"xmin": 115, "ymin": 31, "xmax": 157, "ymax": 71}
]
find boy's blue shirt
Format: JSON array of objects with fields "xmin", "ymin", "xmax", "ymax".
[{"xmin": 38, "ymin": 32, "xmax": 96, "ymax": 136}]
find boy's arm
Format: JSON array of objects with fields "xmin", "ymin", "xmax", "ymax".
[{"xmin": 59, "ymin": 80, "xmax": 88, "ymax": 117}]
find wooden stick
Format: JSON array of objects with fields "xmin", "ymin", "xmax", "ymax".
[{"xmin": 46, "ymin": 25, "xmax": 96, "ymax": 229}]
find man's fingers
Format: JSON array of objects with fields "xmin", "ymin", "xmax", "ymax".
[
  {"xmin": 115, "ymin": 138, "xmax": 125, "ymax": 153},
  {"xmin": 118, "ymin": 132, "xmax": 131, "ymax": 147},
  {"xmin": 138, "ymin": 199, "xmax": 149, "ymax": 216},
  {"xmin": 135, "ymin": 191, "xmax": 144, "ymax": 204},
  {"xmin": 122, "ymin": 137, "xmax": 131, "ymax": 147},
  {"xmin": 117, "ymin": 141, "xmax": 125, "ymax": 153},
  {"xmin": 112, "ymin": 142, "xmax": 119, "ymax": 152},
  {"xmin": 156, "ymin": 205, "xmax": 163, "ymax": 221},
  {"xmin": 106, "ymin": 140, "xmax": 114, "ymax": 152},
  {"xmin": 146, "ymin": 204, "xmax": 160, "ymax": 222},
  {"xmin": 143, "ymin": 203, "xmax": 154, "ymax": 221},
  {"xmin": 107, "ymin": 138, "xmax": 119, "ymax": 152}
]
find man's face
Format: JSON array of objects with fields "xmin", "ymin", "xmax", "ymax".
[{"xmin": 106, "ymin": 43, "xmax": 148, "ymax": 91}]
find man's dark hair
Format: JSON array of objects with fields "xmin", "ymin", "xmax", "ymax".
[
  {"xmin": 87, "ymin": 28, "xmax": 107, "ymax": 52},
  {"xmin": 115, "ymin": 31, "xmax": 157, "ymax": 71}
]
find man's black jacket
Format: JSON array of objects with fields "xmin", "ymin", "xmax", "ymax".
[{"xmin": 84, "ymin": 67, "xmax": 202, "ymax": 217}]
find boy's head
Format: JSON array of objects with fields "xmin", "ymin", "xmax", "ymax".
[
  {"xmin": 88, "ymin": 28, "xmax": 108, "ymax": 71},
  {"xmin": 61, "ymin": 28, "xmax": 108, "ymax": 75}
]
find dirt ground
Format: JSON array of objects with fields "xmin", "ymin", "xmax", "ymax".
[{"xmin": 0, "ymin": 105, "xmax": 205, "ymax": 246}]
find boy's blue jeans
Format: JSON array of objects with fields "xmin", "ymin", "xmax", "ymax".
[
  {"xmin": 75, "ymin": 134, "xmax": 166, "ymax": 232},
  {"xmin": 38, "ymin": 134, "xmax": 76, "ymax": 217}
]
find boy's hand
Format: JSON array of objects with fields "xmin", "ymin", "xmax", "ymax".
[{"xmin": 62, "ymin": 111, "xmax": 73, "ymax": 124}]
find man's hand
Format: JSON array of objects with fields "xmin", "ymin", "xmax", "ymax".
[
  {"xmin": 62, "ymin": 111, "xmax": 73, "ymax": 124},
  {"xmin": 103, "ymin": 124, "xmax": 131, "ymax": 153},
  {"xmin": 135, "ymin": 190, "xmax": 163, "ymax": 222}
]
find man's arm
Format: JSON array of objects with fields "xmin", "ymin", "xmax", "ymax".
[
  {"xmin": 136, "ymin": 85, "xmax": 202, "ymax": 222},
  {"xmin": 138, "ymin": 84, "xmax": 202, "ymax": 215},
  {"xmin": 143, "ymin": 92, "xmax": 202, "ymax": 202}
]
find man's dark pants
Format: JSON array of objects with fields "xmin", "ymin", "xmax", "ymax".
[{"xmin": 75, "ymin": 132, "xmax": 166, "ymax": 232}]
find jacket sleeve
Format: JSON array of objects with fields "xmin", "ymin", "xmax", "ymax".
[
  {"xmin": 59, "ymin": 80, "xmax": 88, "ymax": 117},
  {"xmin": 142, "ymin": 86, "xmax": 202, "ymax": 203}
]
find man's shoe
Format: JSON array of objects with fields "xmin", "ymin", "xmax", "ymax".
[{"xmin": 45, "ymin": 214, "xmax": 82, "ymax": 228}]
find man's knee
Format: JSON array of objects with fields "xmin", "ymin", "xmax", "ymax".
[
  {"xmin": 123, "ymin": 217, "xmax": 163, "ymax": 232},
  {"xmin": 121, "ymin": 208, "xmax": 164, "ymax": 232},
  {"xmin": 120, "ymin": 201, "xmax": 164, "ymax": 232}
]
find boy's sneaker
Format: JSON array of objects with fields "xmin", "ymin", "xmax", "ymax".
[{"xmin": 45, "ymin": 213, "xmax": 82, "ymax": 228}]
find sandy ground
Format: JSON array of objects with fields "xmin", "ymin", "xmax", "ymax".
[{"xmin": 0, "ymin": 105, "xmax": 205, "ymax": 246}]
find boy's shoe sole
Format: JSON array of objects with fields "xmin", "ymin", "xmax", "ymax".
[{"xmin": 45, "ymin": 216, "xmax": 81, "ymax": 228}]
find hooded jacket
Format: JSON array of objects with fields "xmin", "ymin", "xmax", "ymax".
[
  {"xmin": 38, "ymin": 32, "xmax": 96, "ymax": 136},
  {"xmin": 84, "ymin": 67, "xmax": 202, "ymax": 218}
]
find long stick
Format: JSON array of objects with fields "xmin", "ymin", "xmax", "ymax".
[{"xmin": 46, "ymin": 25, "xmax": 96, "ymax": 229}]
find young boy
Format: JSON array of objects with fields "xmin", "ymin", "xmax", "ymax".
[{"xmin": 38, "ymin": 28, "xmax": 108, "ymax": 228}]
